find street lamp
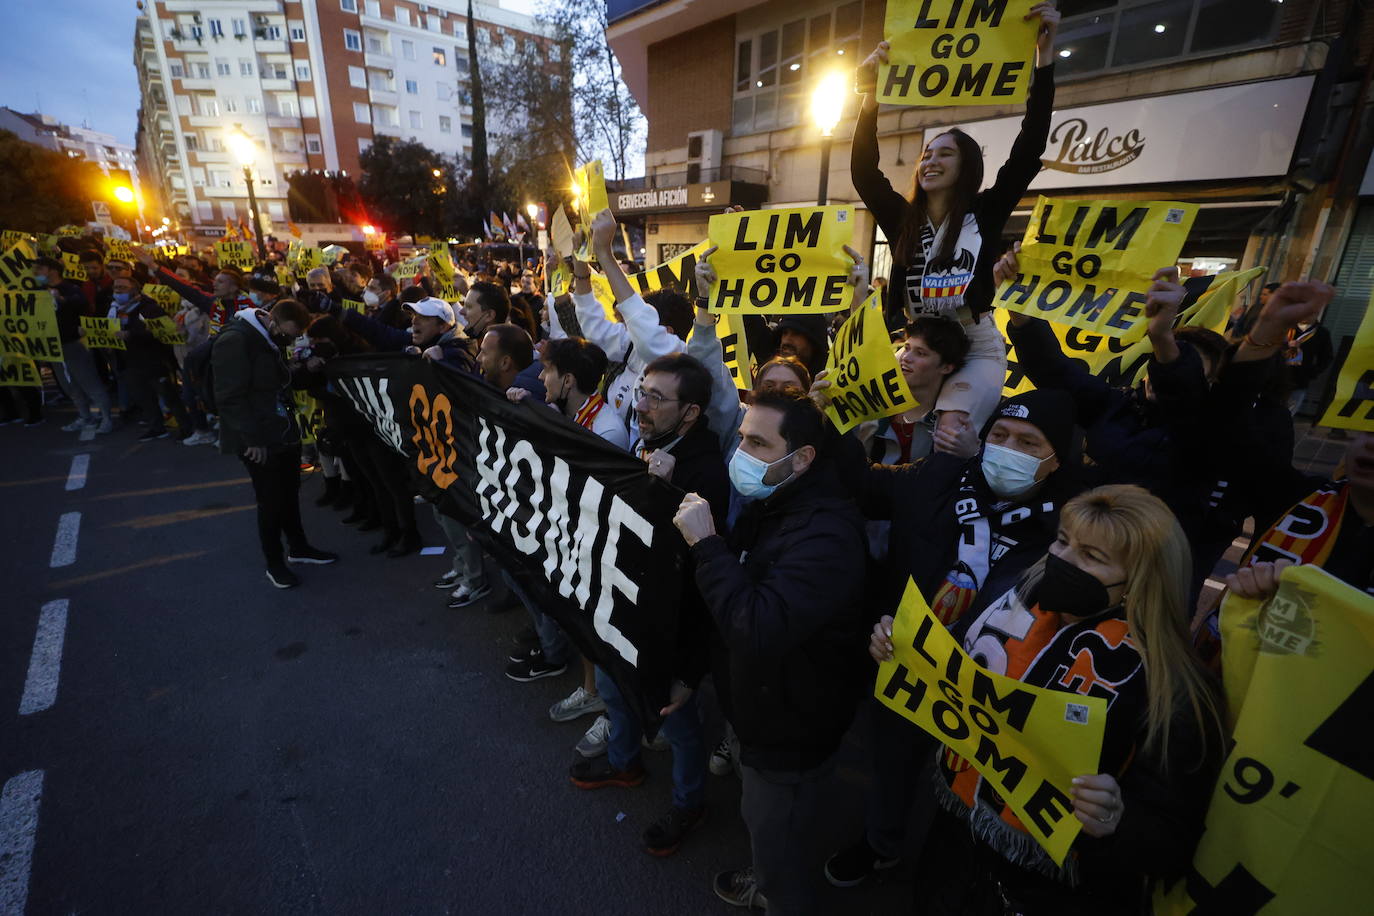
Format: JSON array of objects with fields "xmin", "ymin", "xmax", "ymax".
[
  {"xmin": 811, "ymin": 70, "xmax": 847, "ymax": 206},
  {"xmin": 226, "ymin": 125, "xmax": 267, "ymax": 261}
]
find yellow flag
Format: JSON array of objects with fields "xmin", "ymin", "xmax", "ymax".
[
  {"xmin": 823, "ymin": 289, "xmax": 917, "ymax": 433},
  {"xmin": 572, "ymin": 160, "xmax": 609, "ymax": 261},
  {"xmin": 707, "ymin": 206, "xmax": 855, "ymax": 314},
  {"xmin": 880, "ymin": 0, "xmax": 1038, "ymax": 106},
  {"xmin": 875, "ymin": 579, "xmax": 1106, "ymax": 866},
  {"xmin": 80, "ymin": 316, "xmax": 125, "ymax": 350},
  {"xmin": 1319, "ymin": 286, "xmax": 1374, "ymax": 431},
  {"xmin": 996, "ymin": 198, "xmax": 1197, "ymax": 338},
  {"xmin": 1156, "ymin": 565, "xmax": 1374, "ymax": 912}
]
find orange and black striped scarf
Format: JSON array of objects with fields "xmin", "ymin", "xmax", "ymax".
[{"xmin": 573, "ymin": 392, "xmax": 606, "ymax": 431}]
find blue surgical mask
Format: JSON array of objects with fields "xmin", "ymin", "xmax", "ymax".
[
  {"xmin": 980, "ymin": 442, "xmax": 1049, "ymax": 499},
  {"xmin": 249, "ymin": 292, "xmax": 266, "ymax": 307},
  {"xmin": 112, "ymin": 291, "xmax": 133, "ymax": 306},
  {"xmin": 729, "ymin": 446, "xmax": 797, "ymax": 500}
]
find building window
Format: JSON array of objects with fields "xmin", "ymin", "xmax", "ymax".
[
  {"xmin": 248, "ymin": 97, "xmax": 262, "ymax": 114},
  {"xmin": 439, "ymin": 115, "xmax": 452, "ymax": 133},
  {"xmin": 209, "ymin": 19, "xmax": 224, "ymax": 38},
  {"xmin": 366, "ymin": 31, "xmax": 386, "ymax": 53},
  {"xmin": 550, "ymin": 42, "xmax": 560, "ymax": 62},
  {"xmin": 340, "ymin": 0, "xmax": 358, "ymax": 11},
  {"xmin": 215, "ymin": 58, "xmax": 232, "ymax": 75},
  {"xmin": 354, "ymin": 101, "xmax": 371, "ymax": 122},
  {"xmin": 405, "ymin": 79, "xmax": 418, "ymax": 94},
  {"xmin": 290, "ymin": 26, "xmax": 305, "ymax": 42},
  {"xmin": 349, "ymin": 65, "xmax": 366, "ymax": 87},
  {"xmin": 409, "ymin": 110, "xmax": 423, "ymax": 129},
  {"xmin": 431, "ymin": 47, "xmax": 447, "ymax": 66},
  {"xmin": 395, "ymin": 7, "xmax": 410, "ymax": 25},
  {"xmin": 307, "ymin": 135, "xmax": 322, "ymax": 153},
  {"xmin": 195, "ymin": 61, "xmax": 211, "ymax": 79},
  {"xmin": 359, "ymin": 138, "xmax": 372, "ymax": 155},
  {"xmin": 190, "ymin": 25, "xmax": 204, "ymax": 40},
  {"xmin": 733, "ymin": 2, "xmax": 860, "ymax": 136},
  {"xmin": 184, "ymin": 133, "xmax": 199, "ymax": 151},
  {"xmin": 455, "ymin": 52, "xmax": 468, "ymax": 74},
  {"xmin": 261, "ymin": 26, "xmax": 282, "ymax": 40},
  {"xmin": 224, "ymin": 96, "xmax": 240, "ymax": 113},
  {"xmin": 301, "ymin": 96, "xmax": 317, "ymax": 117},
  {"xmin": 233, "ymin": 18, "xmax": 247, "ymax": 37},
  {"xmin": 295, "ymin": 63, "xmax": 311, "ymax": 80},
  {"xmin": 369, "ymin": 69, "xmax": 395, "ymax": 91},
  {"xmin": 374, "ymin": 105, "xmax": 398, "ymax": 127},
  {"xmin": 199, "ymin": 96, "xmax": 219, "ymax": 116},
  {"xmin": 402, "ymin": 39, "xmax": 416, "ymax": 60},
  {"xmin": 169, "ymin": 60, "xmax": 184, "ymax": 78},
  {"xmin": 460, "ymin": 123, "xmax": 472, "ymax": 138},
  {"xmin": 278, "ymin": 97, "xmax": 297, "ymax": 117},
  {"xmin": 343, "ymin": 28, "xmax": 362, "ymax": 51},
  {"xmin": 240, "ymin": 58, "xmax": 254, "ymax": 75},
  {"xmin": 1055, "ymin": 0, "xmax": 1282, "ymax": 79},
  {"xmin": 365, "ymin": 0, "xmax": 380, "ymax": 16},
  {"xmin": 436, "ymin": 81, "xmax": 452, "ymax": 100}
]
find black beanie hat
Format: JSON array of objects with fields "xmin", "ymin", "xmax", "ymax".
[{"xmin": 986, "ymin": 389, "xmax": 1077, "ymax": 459}]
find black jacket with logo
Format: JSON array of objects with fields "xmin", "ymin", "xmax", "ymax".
[{"xmin": 211, "ymin": 311, "xmax": 299, "ymax": 455}]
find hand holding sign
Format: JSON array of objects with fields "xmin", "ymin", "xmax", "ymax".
[
  {"xmin": 1071, "ymin": 773, "xmax": 1124, "ymax": 837},
  {"xmin": 1253, "ymin": 281, "xmax": 1336, "ymax": 343},
  {"xmin": 693, "ymin": 245, "xmax": 718, "ymax": 299},
  {"xmin": 673, "ymin": 492, "xmax": 716, "ymax": 547},
  {"xmin": 1028, "ymin": 0, "xmax": 1061, "ymax": 68},
  {"xmin": 879, "ymin": 0, "xmax": 1039, "ymax": 107},
  {"xmin": 869, "ymin": 615, "xmax": 896, "ymax": 664},
  {"xmin": 856, "ymin": 41, "xmax": 890, "ymax": 95},
  {"xmin": 589, "ymin": 208, "xmax": 618, "ymax": 257}
]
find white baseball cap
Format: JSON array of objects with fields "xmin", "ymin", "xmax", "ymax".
[{"xmin": 406, "ymin": 296, "xmax": 455, "ymax": 324}]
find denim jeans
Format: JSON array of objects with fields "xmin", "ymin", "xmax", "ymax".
[
  {"xmin": 501, "ymin": 568, "xmax": 570, "ymax": 665},
  {"xmin": 433, "ymin": 506, "xmax": 485, "ymax": 587},
  {"xmin": 596, "ymin": 666, "xmax": 706, "ymax": 810},
  {"xmin": 59, "ymin": 339, "xmax": 112, "ymax": 419}
]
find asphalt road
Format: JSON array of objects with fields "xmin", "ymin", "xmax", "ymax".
[{"xmin": 0, "ymin": 407, "xmax": 910, "ymax": 915}]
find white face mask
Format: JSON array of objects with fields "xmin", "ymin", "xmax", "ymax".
[
  {"xmin": 362, "ymin": 290, "xmax": 380, "ymax": 307},
  {"xmin": 980, "ymin": 442, "xmax": 1050, "ymax": 499}
]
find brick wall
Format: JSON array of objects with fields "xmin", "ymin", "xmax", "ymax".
[{"xmin": 645, "ymin": 17, "xmax": 736, "ymax": 153}]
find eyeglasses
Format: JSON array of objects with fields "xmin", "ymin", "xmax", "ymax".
[{"xmin": 634, "ymin": 386, "xmax": 679, "ymax": 409}]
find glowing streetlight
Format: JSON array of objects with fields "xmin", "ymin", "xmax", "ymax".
[
  {"xmin": 226, "ymin": 125, "xmax": 267, "ymax": 260},
  {"xmin": 810, "ymin": 69, "xmax": 848, "ymax": 206},
  {"xmin": 112, "ymin": 185, "xmax": 135, "ymax": 204},
  {"xmin": 525, "ymin": 202, "xmax": 538, "ymax": 223}
]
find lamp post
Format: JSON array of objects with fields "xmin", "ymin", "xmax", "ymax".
[
  {"xmin": 811, "ymin": 71, "xmax": 847, "ymax": 207},
  {"xmin": 226, "ymin": 125, "xmax": 267, "ymax": 261}
]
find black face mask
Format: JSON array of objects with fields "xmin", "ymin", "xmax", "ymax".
[
  {"xmin": 1037, "ymin": 552, "xmax": 1126, "ymax": 618},
  {"xmin": 641, "ymin": 405, "xmax": 691, "ymax": 450}
]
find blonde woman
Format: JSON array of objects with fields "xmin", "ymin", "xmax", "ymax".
[{"xmin": 872, "ymin": 485, "xmax": 1224, "ymax": 914}]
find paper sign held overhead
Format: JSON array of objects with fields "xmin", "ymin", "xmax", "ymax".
[
  {"xmin": 706, "ymin": 206, "xmax": 855, "ymax": 314},
  {"xmin": 880, "ymin": 0, "xmax": 1038, "ymax": 107}
]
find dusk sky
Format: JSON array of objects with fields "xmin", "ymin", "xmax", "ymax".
[{"xmin": 0, "ymin": 0, "xmax": 537, "ymax": 147}]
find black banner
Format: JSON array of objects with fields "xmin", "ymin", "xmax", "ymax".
[{"xmin": 326, "ymin": 354, "xmax": 687, "ymax": 732}]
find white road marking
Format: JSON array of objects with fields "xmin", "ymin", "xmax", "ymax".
[
  {"xmin": 78, "ymin": 424, "xmax": 95, "ymax": 442},
  {"xmin": 19, "ymin": 601, "xmax": 69, "ymax": 716},
  {"xmin": 49, "ymin": 513, "xmax": 80, "ymax": 568},
  {"xmin": 0, "ymin": 769, "xmax": 44, "ymax": 916},
  {"xmin": 64, "ymin": 454, "xmax": 89, "ymax": 491}
]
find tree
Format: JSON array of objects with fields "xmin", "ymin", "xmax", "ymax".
[
  {"xmin": 465, "ymin": 0, "xmax": 490, "ymax": 198},
  {"xmin": 0, "ymin": 130, "xmax": 112, "ymax": 232},
  {"xmin": 356, "ymin": 136, "xmax": 455, "ymax": 240}
]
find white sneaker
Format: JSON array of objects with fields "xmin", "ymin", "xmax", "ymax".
[
  {"xmin": 709, "ymin": 736, "xmax": 735, "ymax": 776},
  {"xmin": 447, "ymin": 580, "xmax": 493, "ymax": 608},
  {"xmin": 61, "ymin": 418, "xmax": 88, "ymax": 432},
  {"xmin": 183, "ymin": 430, "xmax": 216, "ymax": 446},
  {"xmin": 549, "ymin": 686, "xmax": 607, "ymax": 723},
  {"xmin": 575, "ymin": 715, "xmax": 611, "ymax": 758}
]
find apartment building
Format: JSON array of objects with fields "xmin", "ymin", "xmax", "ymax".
[
  {"xmin": 0, "ymin": 107, "xmax": 141, "ymax": 186},
  {"xmin": 607, "ymin": 0, "xmax": 1374, "ymax": 379},
  {"xmin": 134, "ymin": 0, "xmax": 554, "ymax": 245}
]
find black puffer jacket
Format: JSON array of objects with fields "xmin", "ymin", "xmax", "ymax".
[
  {"xmin": 211, "ymin": 310, "xmax": 299, "ymax": 455},
  {"xmin": 692, "ymin": 457, "xmax": 869, "ymax": 770}
]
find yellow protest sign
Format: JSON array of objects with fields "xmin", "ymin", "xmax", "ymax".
[
  {"xmin": 0, "ymin": 291, "xmax": 64, "ymax": 363},
  {"xmin": 37, "ymin": 235, "xmax": 61, "ymax": 257},
  {"xmin": 80, "ymin": 316, "xmax": 125, "ymax": 350},
  {"xmin": 1156, "ymin": 565, "xmax": 1374, "ymax": 913},
  {"xmin": 1319, "ymin": 286, "xmax": 1374, "ymax": 431},
  {"xmin": 549, "ymin": 259, "xmax": 573, "ymax": 298},
  {"xmin": 274, "ymin": 265, "xmax": 293, "ymax": 289},
  {"xmin": 290, "ymin": 244, "xmax": 322, "ymax": 277},
  {"xmin": 392, "ymin": 256, "xmax": 426, "ymax": 281},
  {"xmin": 0, "ymin": 353, "xmax": 42, "ymax": 387},
  {"xmin": 105, "ymin": 238, "xmax": 140, "ymax": 262},
  {"xmin": 572, "ymin": 160, "xmax": 609, "ymax": 260},
  {"xmin": 995, "ymin": 198, "xmax": 1197, "ymax": 338},
  {"xmin": 216, "ymin": 240, "xmax": 255, "ymax": 271},
  {"xmin": 55, "ymin": 225, "xmax": 83, "ymax": 237},
  {"xmin": 145, "ymin": 315, "xmax": 186, "ymax": 346},
  {"xmin": 0, "ymin": 241, "xmax": 41, "ymax": 291},
  {"xmin": 60, "ymin": 252, "xmax": 88, "ymax": 282},
  {"xmin": 875, "ymin": 579, "xmax": 1106, "ymax": 865},
  {"xmin": 143, "ymin": 285, "xmax": 181, "ymax": 310},
  {"xmin": 707, "ymin": 206, "xmax": 855, "ymax": 314},
  {"xmin": 364, "ymin": 231, "xmax": 386, "ymax": 252},
  {"xmin": 321, "ymin": 244, "xmax": 347, "ymax": 266},
  {"xmin": 0, "ymin": 230, "xmax": 33, "ymax": 251},
  {"xmin": 880, "ymin": 0, "xmax": 1037, "ymax": 106},
  {"xmin": 717, "ymin": 311, "xmax": 755, "ymax": 391},
  {"xmin": 428, "ymin": 246, "xmax": 457, "ymax": 299},
  {"xmin": 342, "ymin": 298, "xmax": 365, "ymax": 314},
  {"xmin": 294, "ymin": 389, "xmax": 326, "ymax": 445},
  {"xmin": 823, "ymin": 290, "xmax": 917, "ymax": 433}
]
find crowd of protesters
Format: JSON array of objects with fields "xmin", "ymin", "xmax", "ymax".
[{"xmin": 8, "ymin": 9, "xmax": 1372, "ymax": 913}]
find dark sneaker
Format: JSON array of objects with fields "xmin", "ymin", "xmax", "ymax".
[
  {"xmin": 265, "ymin": 565, "xmax": 301, "ymax": 589},
  {"xmin": 714, "ymin": 868, "xmax": 767, "ymax": 910},
  {"xmin": 509, "ymin": 643, "xmax": 542, "ymax": 664},
  {"xmin": 368, "ymin": 532, "xmax": 400, "ymax": 555},
  {"xmin": 385, "ymin": 534, "xmax": 421, "ymax": 558},
  {"xmin": 138, "ymin": 427, "xmax": 170, "ymax": 442},
  {"xmin": 433, "ymin": 570, "xmax": 462, "ymax": 590},
  {"xmin": 512, "ymin": 624, "xmax": 540, "ymax": 653},
  {"xmin": 569, "ymin": 756, "xmax": 646, "ymax": 790},
  {"xmin": 643, "ymin": 805, "xmax": 706, "ymax": 857},
  {"xmin": 286, "ymin": 545, "xmax": 338, "ymax": 565},
  {"xmin": 824, "ymin": 837, "xmax": 900, "ymax": 887},
  {"xmin": 447, "ymin": 580, "xmax": 492, "ymax": 608},
  {"xmin": 505, "ymin": 653, "xmax": 567, "ymax": 682}
]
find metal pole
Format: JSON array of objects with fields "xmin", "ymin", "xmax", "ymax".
[
  {"xmin": 244, "ymin": 165, "xmax": 266, "ymax": 261},
  {"xmin": 817, "ymin": 133, "xmax": 833, "ymax": 207}
]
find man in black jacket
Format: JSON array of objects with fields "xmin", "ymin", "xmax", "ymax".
[
  {"xmin": 569, "ymin": 353, "xmax": 728, "ymax": 859},
  {"xmin": 675, "ymin": 389, "xmax": 868, "ymax": 914},
  {"xmin": 108, "ymin": 275, "xmax": 193, "ymax": 442},
  {"xmin": 212, "ymin": 299, "xmax": 336, "ymax": 588},
  {"xmin": 34, "ymin": 257, "xmax": 114, "ymax": 433}
]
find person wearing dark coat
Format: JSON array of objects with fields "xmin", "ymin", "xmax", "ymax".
[
  {"xmin": 211, "ymin": 299, "xmax": 336, "ymax": 588},
  {"xmin": 675, "ymin": 389, "xmax": 869, "ymax": 914},
  {"xmin": 108, "ymin": 275, "xmax": 192, "ymax": 441}
]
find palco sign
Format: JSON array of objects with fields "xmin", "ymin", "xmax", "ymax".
[{"xmin": 948, "ymin": 75, "xmax": 1314, "ymax": 188}]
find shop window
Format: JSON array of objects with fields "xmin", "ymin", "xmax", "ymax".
[
  {"xmin": 1191, "ymin": 0, "xmax": 1281, "ymax": 53},
  {"xmin": 1111, "ymin": 0, "xmax": 1190, "ymax": 67}
]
